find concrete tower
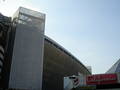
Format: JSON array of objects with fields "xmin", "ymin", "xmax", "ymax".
[{"xmin": 8, "ymin": 7, "xmax": 45, "ymax": 90}]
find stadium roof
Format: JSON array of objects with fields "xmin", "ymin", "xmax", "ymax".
[{"xmin": 106, "ymin": 59, "xmax": 120, "ymax": 73}]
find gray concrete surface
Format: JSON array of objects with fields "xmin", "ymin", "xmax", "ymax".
[{"xmin": 9, "ymin": 7, "xmax": 45, "ymax": 90}]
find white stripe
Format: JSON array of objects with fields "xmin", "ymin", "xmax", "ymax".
[
  {"xmin": 0, "ymin": 53, "xmax": 4, "ymax": 60},
  {"xmin": 0, "ymin": 45, "xmax": 4, "ymax": 53}
]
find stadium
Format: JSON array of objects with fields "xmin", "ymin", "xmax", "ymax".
[
  {"xmin": 0, "ymin": 7, "xmax": 91, "ymax": 90},
  {"xmin": 43, "ymin": 36, "xmax": 91, "ymax": 90}
]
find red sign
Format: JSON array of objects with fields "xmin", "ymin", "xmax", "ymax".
[{"xmin": 86, "ymin": 74, "xmax": 117, "ymax": 85}]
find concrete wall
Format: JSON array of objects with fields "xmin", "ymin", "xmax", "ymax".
[{"xmin": 42, "ymin": 38, "xmax": 90, "ymax": 90}]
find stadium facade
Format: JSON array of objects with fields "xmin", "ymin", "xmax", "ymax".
[{"xmin": 0, "ymin": 7, "xmax": 91, "ymax": 90}]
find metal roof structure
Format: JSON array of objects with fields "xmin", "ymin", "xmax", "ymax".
[{"xmin": 106, "ymin": 59, "xmax": 120, "ymax": 73}]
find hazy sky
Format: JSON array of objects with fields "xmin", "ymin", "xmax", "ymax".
[{"xmin": 0, "ymin": 0, "xmax": 120, "ymax": 74}]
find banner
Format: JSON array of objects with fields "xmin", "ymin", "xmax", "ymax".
[{"xmin": 86, "ymin": 74, "xmax": 118, "ymax": 85}]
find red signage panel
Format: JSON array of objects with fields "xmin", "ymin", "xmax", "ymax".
[{"xmin": 86, "ymin": 74, "xmax": 117, "ymax": 85}]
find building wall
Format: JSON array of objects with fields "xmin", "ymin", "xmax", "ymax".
[{"xmin": 43, "ymin": 38, "xmax": 90, "ymax": 90}]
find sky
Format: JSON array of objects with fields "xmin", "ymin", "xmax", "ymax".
[{"xmin": 0, "ymin": 0, "xmax": 120, "ymax": 74}]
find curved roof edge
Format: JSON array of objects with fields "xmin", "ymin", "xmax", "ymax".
[{"xmin": 44, "ymin": 35, "xmax": 91, "ymax": 75}]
